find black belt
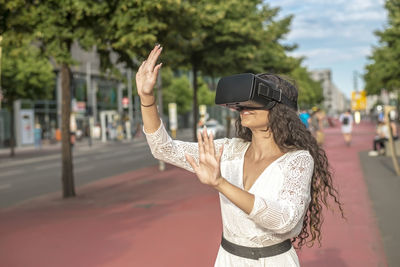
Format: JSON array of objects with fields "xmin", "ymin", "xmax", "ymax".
[{"xmin": 221, "ymin": 235, "xmax": 292, "ymax": 260}]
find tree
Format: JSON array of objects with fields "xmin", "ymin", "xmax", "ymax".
[
  {"xmin": 161, "ymin": 68, "xmax": 193, "ymax": 115},
  {"xmin": 1, "ymin": 36, "xmax": 55, "ymax": 156},
  {"xmin": 164, "ymin": 0, "xmax": 279, "ymax": 140},
  {"xmin": 6, "ymin": 0, "xmax": 113, "ymax": 198},
  {"xmin": 243, "ymin": 7, "xmax": 323, "ymax": 108},
  {"xmin": 94, "ymin": 0, "xmax": 187, "ymax": 70},
  {"xmin": 364, "ymin": 0, "xmax": 400, "ymax": 95},
  {"xmin": 198, "ymin": 78, "xmax": 215, "ymax": 106}
]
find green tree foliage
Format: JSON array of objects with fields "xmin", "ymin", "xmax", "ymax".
[
  {"xmin": 0, "ymin": 35, "xmax": 55, "ymax": 157},
  {"xmin": 246, "ymin": 11, "xmax": 299, "ymax": 74},
  {"xmin": 94, "ymin": 0, "xmax": 186, "ymax": 69},
  {"xmin": 93, "ymin": 0, "xmax": 321, "ymax": 132},
  {"xmin": 242, "ymin": 7, "xmax": 323, "ymax": 107},
  {"xmin": 1, "ymin": 0, "xmax": 324, "ymax": 156},
  {"xmin": 5, "ymin": 0, "xmax": 113, "ymax": 197},
  {"xmin": 364, "ymin": 0, "xmax": 400, "ymax": 95},
  {"xmin": 161, "ymin": 68, "xmax": 193, "ymax": 115},
  {"xmin": 1, "ymin": 38, "xmax": 54, "ymax": 105},
  {"xmin": 162, "ymin": 0, "xmax": 296, "ymax": 139},
  {"xmin": 198, "ymin": 79, "xmax": 215, "ymax": 106},
  {"xmin": 161, "ymin": 69, "xmax": 214, "ymax": 115}
]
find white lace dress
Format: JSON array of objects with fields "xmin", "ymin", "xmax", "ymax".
[{"xmin": 144, "ymin": 121, "xmax": 314, "ymax": 267}]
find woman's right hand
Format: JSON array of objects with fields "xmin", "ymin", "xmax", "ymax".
[{"xmin": 135, "ymin": 44, "xmax": 163, "ymax": 97}]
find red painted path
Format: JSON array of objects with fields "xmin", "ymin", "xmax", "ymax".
[{"xmin": 0, "ymin": 121, "xmax": 387, "ymax": 267}]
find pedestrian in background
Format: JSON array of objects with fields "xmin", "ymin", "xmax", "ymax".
[
  {"xmin": 136, "ymin": 45, "xmax": 344, "ymax": 266},
  {"xmin": 369, "ymin": 119, "xmax": 398, "ymax": 156},
  {"xmin": 339, "ymin": 109, "xmax": 353, "ymax": 146},
  {"xmin": 34, "ymin": 123, "xmax": 42, "ymax": 149},
  {"xmin": 310, "ymin": 107, "xmax": 325, "ymax": 146},
  {"xmin": 299, "ymin": 109, "xmax": 311, "ymax": 129}
]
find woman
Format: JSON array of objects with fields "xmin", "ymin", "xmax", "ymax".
[
  {"xmin": 339, "ymin": 110, "xmax": 353, "ymax": 146},
  {"xmin": 310, "ymin": 107, "xmax": 325, "ymax": 146},
  {"xmin": 137, "ymin": 45, "xmax": 344, "ymax": 266},
  {"xmin": 368, "ymin": 119, "xmax": 398, "ymax": 156}
]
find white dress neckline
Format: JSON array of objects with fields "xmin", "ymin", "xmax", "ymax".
[{"xmin": 240, "ymin": 142, "xmax": 289, "ymax": 192}]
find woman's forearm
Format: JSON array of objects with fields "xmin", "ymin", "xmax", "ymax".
[
  {"xmin": 135, "ymin": 45, "xmax": 163, "ymax": 134},
  {"xmin": 141, "ymin": 94, "xmax": 162, "ymax": 134},
  {"xmin": 215, "ymin": 177, "xmax": 255, "ymax": 214}
]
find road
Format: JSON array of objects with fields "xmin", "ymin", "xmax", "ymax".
[{"xmin": 0, "ymin": 135, "xmax": 185, "ymax": 208}]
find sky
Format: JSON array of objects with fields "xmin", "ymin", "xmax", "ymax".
[{"xmin": 268, "ymin": 0, "xmax": 388, "ymax": 98}]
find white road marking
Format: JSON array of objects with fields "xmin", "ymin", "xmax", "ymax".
[
  {"xmin": 75, "ymin": 165, "xmax": 94, "ymax": 173},
  {"xmin": 34, "ymin": 162, "xmax": 61, "ymax": 171},
  {"xmin": 0, "ymin": 169, "xmax": 24, "ymax": 178},
  {"xmin": 74, "ymin": 157, "xmax": 88, "ymax": 164},
  {"xmin": 0, "ymin": 154, "xmax": 60, "ymax": 168},
  {"xmin": 93, "ymin": 154, "xmax": 113, "ymax": 160}
]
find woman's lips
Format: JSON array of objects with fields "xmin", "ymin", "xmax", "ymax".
[{"xmin": 240, "ymin": 110, "xmax": 254, "ymax": 116}]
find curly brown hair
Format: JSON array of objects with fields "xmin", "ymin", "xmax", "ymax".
[{"xmin": 235, "ymin": 73, "xmax": 345, "ymax": 249}]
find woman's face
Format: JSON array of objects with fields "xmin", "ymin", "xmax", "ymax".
[{"xmin": 240, "ymin": 109, "xmax": 269, "ymax": 131}]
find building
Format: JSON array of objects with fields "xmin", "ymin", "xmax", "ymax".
[
  {"xmin": 1, "ymin": 42, "xmax": 137, "ymax": 148},
  {"xmin": 310, "ymin": 69, "xmax": 349, "ymax": 116}
]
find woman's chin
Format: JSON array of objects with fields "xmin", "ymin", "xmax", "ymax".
[
  {"xmin": 241, "ymin": 122, "xmax": 255, "ymax": 130},
  {"xmin": 240, "ymin": 121, "xmax": 250, "ymax": 128}
]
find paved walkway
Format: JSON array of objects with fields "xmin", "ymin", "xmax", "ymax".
[
  {"xmin": 0, "ymin": 121, "xmax": 390, "ymax": 267},
  {"xmin": 359, "ymin": 147, "xmax": 400, "ymax": 267},
  {"xmin": 297, "ymin": 121, "xmax": 387, "ymax": 267}
]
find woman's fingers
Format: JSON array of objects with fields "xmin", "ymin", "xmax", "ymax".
[
  {"xmin": 203, "ymin": 127, "xmax": 210, "ymax": 155},
  {"xmin": 138, "ymin": 60, "xmax": 146, "ymax": 72},
  {"xmin": 147, "ymin": 45, "xmax": 162, "ymax": 73},
  {"xmin": 209, "ymin": 132, "xmax": 215, "ymax": 155},
  {"xmin": 185, "ymin": 154, "xmax": 198, "ymax": 171},
  {"xmin": 146, "ymin": 44, "xmax": 158, "ymax": 63},
  {"xmin": 153, "ymin": 63, "xmax": 163, "ymax": 77},
  {"xmin": 197, "ymin": 131, "xmax": 205, "ymax": 160},
  {"xmin": 217, "ymin": 144, "xmax": 224, "ymax": 163}
]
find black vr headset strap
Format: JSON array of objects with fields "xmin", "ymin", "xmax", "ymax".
[{"xmin": 256, "ymin": 79, "xmax": 297, "ymax": 110}]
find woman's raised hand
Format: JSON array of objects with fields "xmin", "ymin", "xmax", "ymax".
[
  {"xmin": 135, "ymin": 44, "xmax": 163, "ymax": 97},
  {"xmin": 185, "ymin": 128, "xmax": 224, "ymax": 188}
]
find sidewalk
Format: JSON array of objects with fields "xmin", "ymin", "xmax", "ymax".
[
  {"xmin": 0, "ymin": 138, "xmax": 106, "ymax": 161},
  {"xmin": 0, "ymin": 121, "xmax": 390, "ymax": 267},
  {"xmin": 0, "ymin": 127, "xmax": 194, "ymax": 162}
]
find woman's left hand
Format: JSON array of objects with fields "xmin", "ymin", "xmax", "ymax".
[{"xmin": 185, "ymin": 127, "xmax": 224, "ymax": 188}]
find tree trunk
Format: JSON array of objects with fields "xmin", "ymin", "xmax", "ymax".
[
  {"xmin": 61, "ymin": 63, "xmax": 76, "ymax": 198},
  {"xmin": 192, "ymin": 63, "xmax": 198, "ymax": 142}
]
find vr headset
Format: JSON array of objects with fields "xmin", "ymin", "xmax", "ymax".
[{"xmin": 215, "ymin": 73, "xmax": 297, "ymax": 111}]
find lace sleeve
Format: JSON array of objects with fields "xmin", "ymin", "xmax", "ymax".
[
  {"xmin": 248, "ymin": 151, "xmax": 314, "ymax": 234},
  {"xmin": 144, "ymin": 120, "xmax": 229, "ymax": 173}
]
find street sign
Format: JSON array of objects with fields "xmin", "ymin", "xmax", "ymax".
[
  {"xmin": 351, "ymin": 90, "xmax": 367, "ymax": 111},
  {"xmin": 72, "ymin": 99, "xmax": 86, "ymax": 113},
  {"xmin": 122, "ymin": 97, "xmax": 129, "ymax": 109}
]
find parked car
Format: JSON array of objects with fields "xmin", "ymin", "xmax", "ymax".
[{"xmin": 197, "ymin": 119, "xmax": 226, "ymax": 139}]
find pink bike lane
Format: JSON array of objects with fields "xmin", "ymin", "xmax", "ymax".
[
  {"xmin": 0, "ymin": 121, "xmax": 387, "ymax": 267},
  {"xmin": 297, "ymin": 121, "xmax": 387, "ymax": 267}
]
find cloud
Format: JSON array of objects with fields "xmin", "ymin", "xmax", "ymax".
[
  {"xmin": 290, "ymin": 46, "xmax": 372, "ymax": 65},
  {"xmin": 267, "ymin": 0, "xmax": 387, "ymax": 94},
  {"xmin": 270, "ymin": 0, "xmax": 387, "ymax": 41}
]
